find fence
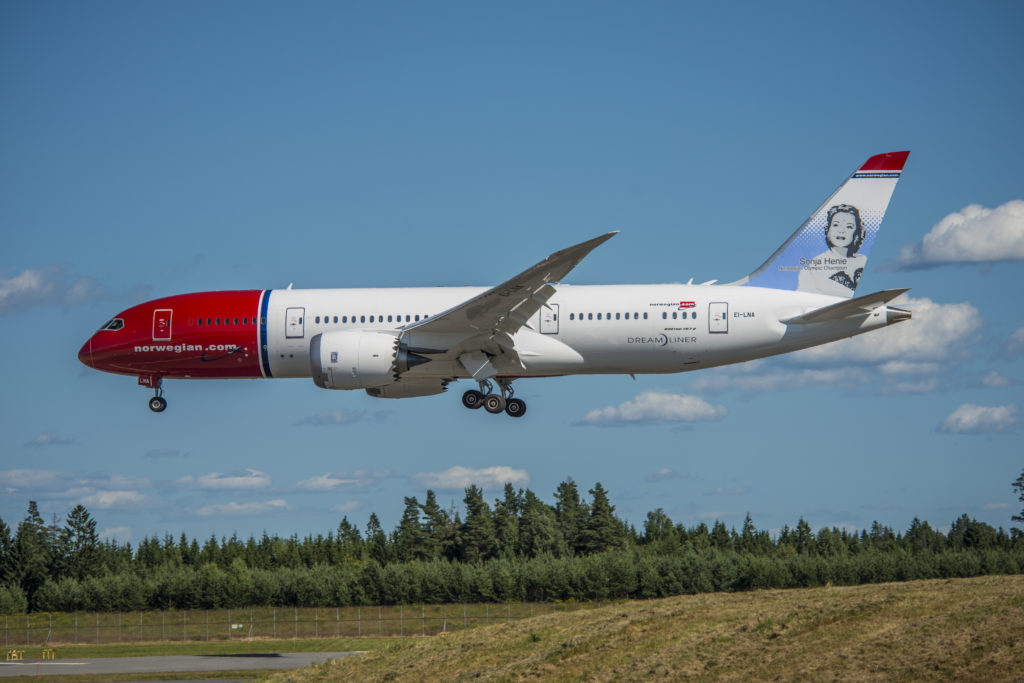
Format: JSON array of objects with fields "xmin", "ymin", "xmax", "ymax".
[{"xmin": 1, "ymin": 602, "xmax": 599, "ymax": 647}]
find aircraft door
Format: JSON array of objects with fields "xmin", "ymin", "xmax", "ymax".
[
  {"xmin": 709, "ymin": 302, "xmax": 728, "ymax": 334},
  {"xmin": 153, "ymin": 309, "xmax": 172, "ymax": 341},
  {"xmin": 285, "ymin": 307, "xmax": 305, "ymax": 338},
  {"xmin": 540, "ymin": 304, "xmax": 559, "ymax": 334}
]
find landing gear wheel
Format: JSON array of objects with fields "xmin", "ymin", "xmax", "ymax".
[
  {"xmin": 483, "ymin": 394, "xmax": 506, "ymax": 414},
  {"xmin": 462, "ymin": 390, "xmax": 485, "ymax": 410},
  {"xmin": 505, "ymin": 398, "xmax": 526, "ymax": 418},
  {"xmin": 148, "ymin": 396, "xmax": 167, "ymax": 413}
]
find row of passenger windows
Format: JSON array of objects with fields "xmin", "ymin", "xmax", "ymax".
[
  {"xmin": 196, "ymin": 317, "xmax": 252, "ymax": 326},
  {"xmin": 568, "ymin": 311, "xmax": 698, "ymax": 321},
  {"xmin": 313, "ymin": 314, "xmax": 428, "ymax": 324}
]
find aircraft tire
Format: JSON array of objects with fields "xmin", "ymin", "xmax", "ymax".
[
  {"xmin": 462, "ymin": 390, "xmax": 484, "ymax": 409},
  {"xmin": 483, "ymin": 394, "xmax": 506, "ymax": 414},
  {"xmin": 505, "ymin": 398, "xmax": 526, "ymax": 418},
  {"xmin": 149, "ymin": 396, "xmax": 167, "ymax": 413}
]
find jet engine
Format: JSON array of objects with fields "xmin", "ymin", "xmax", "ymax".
[
  {"xmin": 310, "ymin": 331, "xmax": 399, "ymax": 390},
  {"xmin": 310, "ymin": 330, "xmax": 434, "ymax": 390}
]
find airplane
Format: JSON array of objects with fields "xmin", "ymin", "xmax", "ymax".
[{"xmin": 78, "ymin": 151, "xmax": 912, "ymax": 416}]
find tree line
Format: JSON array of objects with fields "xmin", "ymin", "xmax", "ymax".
[{"xmin": 2, "ymin": 476, "xmax": 1023, "ymax": 613}]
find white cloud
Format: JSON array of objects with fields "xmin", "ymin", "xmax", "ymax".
[
  {"xmin": 793, "ymin": 297, "xmax": 980, "ymax": 364},
  {"xmin": 0, "ymin": 265, "xmax": 104, "ymax": 314},
  {"xmin": 981, "ymin": 371, "xmax": 1011, "ymax": 388},
  {"xmin": 938, "ymin": 403, "xmax": 1017, "ymax": 434},
  {"xmin": 412, "ymin": 465, "xmax": 530, "ymax": 492},
  {"xmin": 295, "ymin": 470, "xmax": 393, "ymax": 492},
  {"xmin": 24, "ymin": 432, "xmax": 75, "ymax": 448},
  {"xmin": 577, "ymin": 392, "xmax": 726, "ymax": 426},
  {"xmin": 331, "ymin": 501, "xmax": 362, "ymax": 514},
  {"xmin": 1008, "ymin": 327, "xmax": 1024, "ymax": 354},
  {"xmin": 79, "ymin": 490, "xmax": 145, "ymax": 509},
  {"xmin": 0, "ymin": 469, "xmax": 67, "ymax": 491},
  {"xmin": 898, "ymin": 200, "xmax": 1024, "ymax": 268},
  {"xmin": 879, "ymin": 361, "xmax": 941, "ymax": 375},
  {"xmin": 195, "ymin": 499, "xmax": 289, "ymax": 517},
  {"xmin": 644, "ymin": 468, "xmax": 697, "ymax": 483},
  {"xmin": 879, "ymin": 378, "xmax": 940, "ymax": 395},
  {"xmin": 293, "ymin": 409, "xmax": 364, "ymax": 426},
  {"xmin": 178, "ymin": 469, "xmax": 271, "ymax": 490},
  {"xmin": 99, "ymin": 526, "xmax": 133, "ymax": 542}
]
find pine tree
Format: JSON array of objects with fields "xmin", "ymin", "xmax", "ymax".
[
  {"xmin": 493, "ymin": 483, "xmax": 523, "ymax": 558},
  {"xmin": 554, "ymin": 479, "xmax": 588, "ymax": 555},
  {"xmin": 518, "ymin": 490, "xmax": 563, "ymax": 557},
  {"xmin": 12, "ymin": 501, "xmax": 52, "ymax": 608},
  {"xmin": 1013, "ymin": 469, "xmax": 1024, "ymax": 531},
  {"xmin": 366, "ymin": 513, "xmax": 389, "ymax": 564},
  {"xmin": 579, "ymin": 483, "xmax": 623, "ymax": 554},
  {"xmin": 460, "ymin": 485, "xmax": 496, "ymax": 562},
  {"xmin": 62, "ymin": 505, "xmax": 100, "ymax": 580},
  {"xmin": 419, "ymin": 490, "xmax": 455, "ymax": 560},
  {"xmin": 392, "ymin": 496, "xmax": 424, "ymax": 562}
]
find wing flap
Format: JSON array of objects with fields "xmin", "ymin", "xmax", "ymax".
[
  {"xmin": 406, "ymin": 232, "xmax": 616, "ymax": 337},
  {"xmin": 781, "ymin": 288, "xmax": 909, "ymax": 325}
]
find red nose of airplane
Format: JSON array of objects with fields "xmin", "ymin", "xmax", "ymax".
[{"xmin": 78, "ymin": 337, "xmax": 94, "ymax": 368}]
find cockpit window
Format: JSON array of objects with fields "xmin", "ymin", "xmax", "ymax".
[{"xmin": 99, "ymin": 318, "xmax": 124, "ymax": 331}]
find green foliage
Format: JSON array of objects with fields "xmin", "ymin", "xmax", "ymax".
[{"xmin": 2, "ymin": 485, "xmax": 1023, "ymax": 614}]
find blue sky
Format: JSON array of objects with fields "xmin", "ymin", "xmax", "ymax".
[{"xmin": 2, "ymin": 1, "xmax": 1022, "ymax": 544}]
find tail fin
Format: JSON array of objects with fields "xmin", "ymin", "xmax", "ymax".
[{"xmin": 733, "ymin": 151, "xmax": 909, "ymax": 298}]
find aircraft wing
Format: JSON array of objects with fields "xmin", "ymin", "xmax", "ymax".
[
  {"xmin": 781, "ymin": 288, "xmax": 910, "ymax": 325},
  {"xmin": 405, "ymin": 232, "xmax": 617, "ymax": 338}
]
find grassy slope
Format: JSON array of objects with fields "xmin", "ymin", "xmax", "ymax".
[{"xmin": 269, "ymin": 576, "xmax": 1024, "ymax": 681}]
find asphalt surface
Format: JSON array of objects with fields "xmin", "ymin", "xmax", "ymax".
[{"xmin": 0, "ymin": 651, "xmax": 361, "ymax": 677}]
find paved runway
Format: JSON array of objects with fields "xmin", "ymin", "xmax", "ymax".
[{"xmin": 0, "ymin": 651, "xmax": 361, "ymax": 678}]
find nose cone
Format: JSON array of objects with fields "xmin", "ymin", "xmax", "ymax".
[{"xmin": 78, "ymin": 337, "xmax": 94, "ymax": 368}]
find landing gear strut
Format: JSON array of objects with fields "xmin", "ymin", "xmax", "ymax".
[
  {"xmin": 148, "ymin": 379, "xmax": 167, "ymax": 413},
  {"xmin": 461, "ymin": 379, "xmax": 526, "ymax": 418}
]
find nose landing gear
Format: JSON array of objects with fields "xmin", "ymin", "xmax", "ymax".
[
  {"xmin": 461, "ymin": 379, "xmax": 526, "ymax": 418},
  {"xmin": 147, "ymin": 379, "xmax": 167, "ymax": 413}
]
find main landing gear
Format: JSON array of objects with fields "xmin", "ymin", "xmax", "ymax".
[
  {"xmin": 462, "ymin": 379, "xmax": 526, "ymax": 418},
  {"xmin": 148, "ymin": 379, "xmax": 167, "ymax": 413}
]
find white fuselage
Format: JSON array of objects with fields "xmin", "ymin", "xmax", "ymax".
[{"xmin": 262, "ymin": 284, "xmax": 887, "ymax": 381}]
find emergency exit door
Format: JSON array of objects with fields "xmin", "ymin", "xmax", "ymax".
[
  {"xmin": 540, "ymin": 304, "xmax": 559, "ymax": 334},
  {"xmin": 285, "ymin": 307, "xmax": 305, "ymax": 338},
  {"xmin": 709, "ymin": 302, "xmax": 728, "ymax": 333}
]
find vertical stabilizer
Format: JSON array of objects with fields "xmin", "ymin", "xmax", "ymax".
[{"xmin": 733, "ymin": 151, "xmax": 909, "ymax": 297}]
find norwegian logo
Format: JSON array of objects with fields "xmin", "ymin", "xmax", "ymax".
[{"xmin": 679, "ymin": 301, "xmax": 695, "ymax": 309}]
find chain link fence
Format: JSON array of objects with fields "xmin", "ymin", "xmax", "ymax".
[{"xmin": 2, "ymin": 602, "xmax": 601, "ymax": 647}]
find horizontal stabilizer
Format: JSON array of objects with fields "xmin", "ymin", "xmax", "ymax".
[{"xmin": 781, "ymin": 288, "xmax": 910, "ymax": 325}]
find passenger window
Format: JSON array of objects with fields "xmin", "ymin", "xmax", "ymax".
[
  {"xmin": 198, "ymin": 318, "xmax": 203, "ymax": 326},
  {"xmin": 216, "ymin": 318, "xmax": 221, "ymax": 325},
  {"xmin": 597, "ymin": 313, "xmax": 602, "ymax": 320},
  {"xmin": 634, "ymin": 312, "xmax": 638, "ymax": 319},
  {"xmin": 315, "ymin": 316, "xmax": 320, "ymax": 323},
  {"xmin": 361, "ymin": 315, "xmax": 366, "ymax": 323},
  {"xmin": 234, "ymin": 318, "xmax": 239, "ymax": 325},
  {"xmin": 692, "ymin": 312, "xmax": 697, "ymax": 319},
  {"xmin": 643, "ymin": 313, "xmax": 648, "ymax": 320},
  {"xmin": 569, "ymin": 313, "xmax": 574, "ymax": 320},
  {"xmin": 588, "ymin": 313, "xmax": 593, "ymax": 320},
  {"xmin": 672, "ymin": 312, "xmax": 677, "ymax": 319},
  {"xmin": 662, "ymin": 312, "xmax": 666, "ymax": 319},
  {"xmin": 415, "ymin": 315, "xmax": 420, "ymax": 321},
  {"xmin": 387, "ymin": 315, "xmax": 393, "ymax": 323}
]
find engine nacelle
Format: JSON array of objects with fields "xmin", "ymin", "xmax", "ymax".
[{"xmin": 310, "ymin": 330, "xmax": 398, "ymax": 390}]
